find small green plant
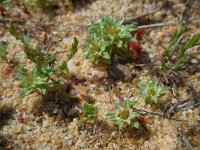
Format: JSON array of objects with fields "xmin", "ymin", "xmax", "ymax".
[
  {"xmin": 139, "ymin": 80, "xmax": 166, "ymax": 105},
  {"xmin": 9, "ymin": 24, "xmax": 52, "ymax": 65},
  {"xmin": 9, "ymin": 24, "xmax": 60, "ymax": 97},
  {"xmin": 84, "ymin": 15, "xmax": 138, "ymax": 65},
  {"xmin": 106, "ymin": 99, "xmax": 141, "ymax": 129},
  {"xmin": 162, "ymin": 25, "xmax": 200, "ymax": 71},
  {"xmin": 17, "ymin": 64, "xmax": 60, "ymax": 98},
  {"xmin": 0, "ymin": 43, "xmax": 8, "ymax": 63},
  {"xmin": 80, "ymin": 103, "xmax": 98, "ymax": 125}
]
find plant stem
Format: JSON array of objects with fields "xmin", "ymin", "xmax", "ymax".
[{"xmin": 139, "ymin": 22, "xmax": 177, "ymax": 29}]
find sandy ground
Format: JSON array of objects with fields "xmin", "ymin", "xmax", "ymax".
[{"xmin": 0, "ymin": 0, "xmax": 200, "ymax": 149}]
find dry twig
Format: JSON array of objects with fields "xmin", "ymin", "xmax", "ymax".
[
  {"xmin": 124, "ymin": 8, "xmax": 160, "ymax": 24},
  {"xmin": 132, "ymin": 108, "xmax": 188, "ymax": 122},
  {"xmin": 139, "ymin": 22, "xmax": 177, "ymax": 29},
  {"xmin": 175, "ymin": 123, "xmax": 194, "ymax": 150}
]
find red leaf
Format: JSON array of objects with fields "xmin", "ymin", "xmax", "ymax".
[
  {"xmin": 139, "ymin": 28, "xmax": 148, "ymax": 35},
  {"xmin": 136, "ymin": 28, "xmax": 148, "ymax": 41},
  {"xmin": 0, "ymin": 6, "xmax": 5, "ymax": 14},
  {"xmin": 129, "ymin": 42, "xmax": 142, "ymax": 60}
]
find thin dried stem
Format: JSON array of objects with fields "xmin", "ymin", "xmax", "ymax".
[
  {"xmin": 139, "ymin": 22, "xmax": 177, "ymax": 29},
  {"xmin": 175, "ymin": 123, "xmax": 194, "ymax": 150}
]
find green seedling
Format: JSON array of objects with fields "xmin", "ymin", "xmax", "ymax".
[
  {"xmin": 84, "ymin": 15, "xmax": 138, "ymax": 66},
  {"xmin": 139, "ymin": 80, "xmax": 166, "ymax": 105},
  {"xmin": 80, "ymin": 103, "xmax": 98, "ymax": 125},
  {"xmin": 17, "ymin": 65, "xmax": 60, "ymax": 98},
  {"xmin": 9, "ymin": 24, "xmax": 60, "ymax": 97},
  {"xmin": 9, "ymin": 24, "xmax": 54, "ymax": 66},
  {"xmin": 106, "ymin": 99, "xmax": 141, "ymax": 129},
  {"xmin": 162, "ymin": 25, "xmax": 200, "ymax": 71}
]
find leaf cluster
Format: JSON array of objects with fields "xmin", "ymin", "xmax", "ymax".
[
  {"xmin": 17, "ymin": 65, "xmax": 60, "ymax": 98},
  {"xmin": 162, "ymin": 25, "xmax": 200, "ymax": 71},
  {"xmin": 80, "ymin": 103, "xmax": 98, "ymax": 125},
  {"xmin": 106, "ymin": 99, "xmax": 141, "ymax": 129},
  {"xmin": 84, "ymin": 16, "xmax": 138, "ymax": 65},
  {"xmin": 139, "ymin": 80, "xmax": 166, "ymax": 105}
]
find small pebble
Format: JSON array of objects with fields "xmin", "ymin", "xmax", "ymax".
[{"xmin": 191, "ymin": 59, "xmax": 198, "ymax": 64}]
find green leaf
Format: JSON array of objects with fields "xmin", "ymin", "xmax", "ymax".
[
  {"xmin": 130, "ymin": 37, "xmax": 137, "ymax": 42},
  {"xmin": 163, "ymin": 25, "xmax": 188, "ymax": 56},
  {"xmin": 0, "ymin": 43, "xmax": 8, "ymax": 61},
  {"xmin": 57, "ymin": 61, "xmax": 69, "ymax": 76},
  {"xmin": 88, "ymin": 119, "xmax": 95, "ymax": 125},
  {"xmin": 84, "ymin": 16, "xmax": 139, "ymax": 66},
  {"xmin": 125, "ymin": 24, "xmax": 138, "ymax": 32},
  {"xmin": 79, "ymin": 117, "xmax": 87, "ymax": 124},
  {"xmin": 124, "ymin": 99, "xmax": 130, "ymax": 109},
  {"xmin": 102, "ymin": 52, "xmax": 110, "ymax": 59},
  {"xmin": 129, "ymin": 101, "xmax": 138, "ymax": 108},
  {"xmin": 133, "ymin": 122, "xmax": 140, "ymax": 128},
  {"xmin": 115, "ymin": 101, "xmax": 122, "ymax": 110},
  {"xmin": 182, "ymin": 33, "xmax": 200, "ymax": 53},
  {"xmin": 117, "ymin": 40, "xmax": 123, "ymax": 48},
  {"xmin": 169, "ymin": 25, "xmax": 188, "ymax": 47},
  {"xmin": 139, "ymin": 80, "xmax": 166, "ymax": 105},
  {"xmin": 130, "ymin": 112, "xmax": 141, "ymax": 118},
  {"xmin": 68, "ymin": 37, "xmax": 79, "ymax": 60},
  {"xmin": 117, "ymin": 119, "xmax": 124, "ymax": 129},
  {"xmin": 139, "ymin": 83, "xmax": 147, "ymax": 90},
  {"xmin": 84, "ymin": 103, "xmax": 97, "ymax": 117},
  {"xmin": 152, "ymin": 97, "xmax": 158, "ymax": 103},
  {"xmin": 16, "ymin": 65, "xmax": 28, "ymax": 83},
  {"xmin": 106, "ymin": 113, "xmax": 117, "ymax": 121},
  {"xmin": 9, "ymin": 24, "xmax": 22, "ymax": 41}
]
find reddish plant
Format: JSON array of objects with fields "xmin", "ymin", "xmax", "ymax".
[
  {"xmin": 129, "ymin": 28, "xmax": 148, "ymax": 60},
  {"xmin": 0, "ymin": 5, "xmax": 5, "ymax": 14}
]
